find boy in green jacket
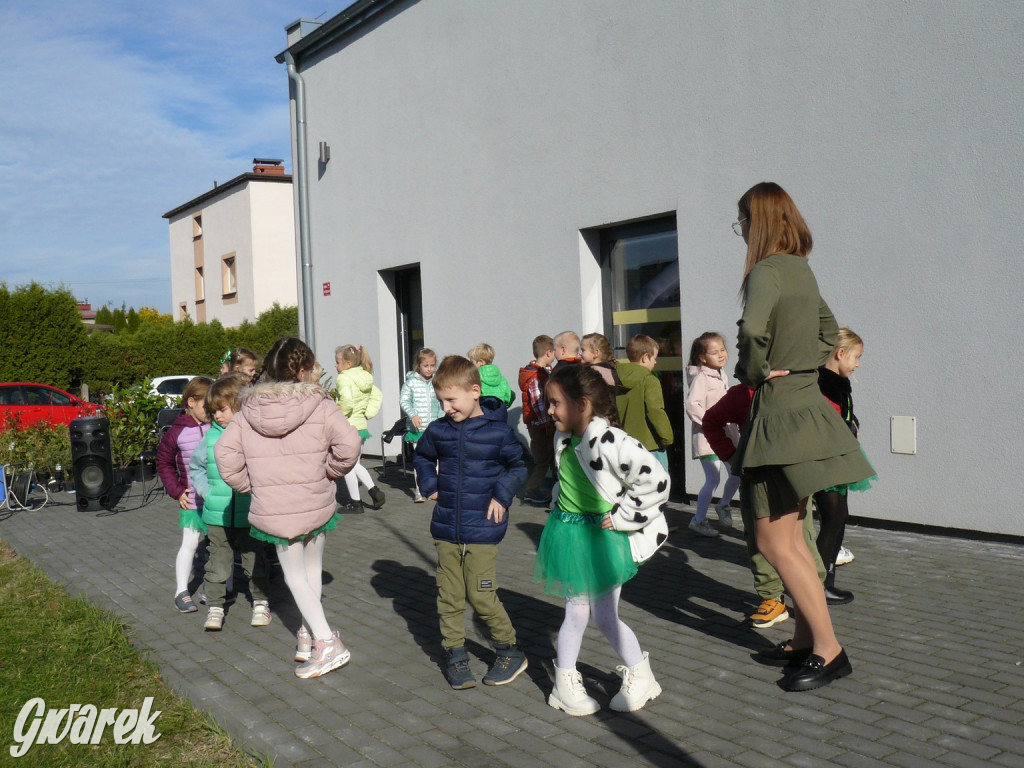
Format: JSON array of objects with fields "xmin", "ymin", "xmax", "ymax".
[
  {"xmin": 615, "ymin": 334, "xmax": 673, "ymax": 470},
  {"xmin": 190, "ymin": 372, "xmax": 270, "ymax": 631},
  {"xmin": 468, "ymin": 343, "xmax": 515, "ymax": 407}
]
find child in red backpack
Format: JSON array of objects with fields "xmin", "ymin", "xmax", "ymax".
[{"xmin": 519, "ymin": 335, "xmax": 556, "ymax": 505}]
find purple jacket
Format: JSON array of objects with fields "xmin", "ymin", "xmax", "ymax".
[{"xmin": 156, "ymin": 410, "xmax": 209, "ymax": 508}]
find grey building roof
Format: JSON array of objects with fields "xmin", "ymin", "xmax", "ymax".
[{"xmin": 161, "ymin": 172, "xmax": 292, "ymax": 220}]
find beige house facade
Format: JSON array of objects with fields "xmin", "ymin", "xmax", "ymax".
[{"xmin": 164, "ymin": 161, "xmax": 297, "ymax": 327}]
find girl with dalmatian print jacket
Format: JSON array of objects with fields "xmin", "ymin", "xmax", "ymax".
[
  {"xmin": 552, "ymin": 417, "xmax": 670, "ymax": 563},
  {"xmin": 535, "ymin": 364, "xmax": 669, "ymax": 716}
]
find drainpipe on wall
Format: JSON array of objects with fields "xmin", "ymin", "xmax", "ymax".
[{"xmin": 285, "ymin": 51, "xmax": 316, "ymax": 350}]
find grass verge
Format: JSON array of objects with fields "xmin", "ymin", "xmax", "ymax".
[{"xmin": 0, "ymin": 539, "xmax": 273, "ymax": 767}]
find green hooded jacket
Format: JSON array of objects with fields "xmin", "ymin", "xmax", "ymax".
[
  {"xmin": 478, "ymin": 364, "xmax": 514, "ymax": 406},
  {"xmin": 615, "ymin": 362, "xmax": 673, "ymax": 451}
]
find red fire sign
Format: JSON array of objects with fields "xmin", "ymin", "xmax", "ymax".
[{"xmin": 323, "ymin": 282, "xmax": 331, "ymax": 296}]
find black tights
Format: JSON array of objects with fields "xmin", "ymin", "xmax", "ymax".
[{"xmin": 813, "ymin": 490, "xmax": 848, "ymax": 569}]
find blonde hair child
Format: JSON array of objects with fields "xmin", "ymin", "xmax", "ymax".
[{"xmin": 335, "ymin": 344, "xmax": 386, "ymax": 510}]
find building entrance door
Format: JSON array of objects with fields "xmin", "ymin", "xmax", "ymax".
[
  {"xmin": 394, "ymin": 265, "xmax": 424, "ymax": 382},
  {"xmin": 600, "ymin": 216, "xmax": 686, "ymax": 498}
]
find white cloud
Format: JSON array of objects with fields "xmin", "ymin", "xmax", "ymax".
[{"xmin": 0, "ymin": 1, "xmax": 315, "ymax": 310}]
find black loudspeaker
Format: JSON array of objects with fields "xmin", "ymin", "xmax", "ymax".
[{"xmin": 70, "ymin": 416, "xmax": 114, "ymax": 511}]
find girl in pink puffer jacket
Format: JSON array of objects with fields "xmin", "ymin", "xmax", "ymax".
[{"xmin": 216, "ymin": 337, "xmax": 362, "ymax": 679}]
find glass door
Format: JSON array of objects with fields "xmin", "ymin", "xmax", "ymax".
[{"xmin": 600, "ymin": 216, "xmax": 686, "ymax": 496}]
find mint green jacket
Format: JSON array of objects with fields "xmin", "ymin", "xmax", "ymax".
[{"xmin": 190, "ymin": 422, "xmax": 251, "ymax": 528}]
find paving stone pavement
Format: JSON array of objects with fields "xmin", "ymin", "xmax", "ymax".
[{"xmin": 1, "ymin": 469, "xmax": 1022, "ymax": 768}]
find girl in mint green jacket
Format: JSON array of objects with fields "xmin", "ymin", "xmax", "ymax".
[{"xmin": 335, "ymin": 344, "xmax": 385, "ymax": 510}]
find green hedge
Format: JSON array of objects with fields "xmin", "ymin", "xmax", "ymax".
[{"xmin": 0, "ymin": 283, "xmax": 298, "ymax": 397}]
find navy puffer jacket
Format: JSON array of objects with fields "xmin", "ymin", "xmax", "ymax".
[{"xmin": 413, "ymin": 401, "xmax": 527, "ymax": 545}]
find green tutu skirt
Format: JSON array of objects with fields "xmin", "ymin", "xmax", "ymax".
[
  {"xmin": 822, "ymin": 448, "xmax": 877, "ymax": 495},
  {"xmin": 250, "ymin": 512, "xmax": 339, "ymax": 547},
  {"xmin": 358, "ymin": 429, "xmax": 372, "ymax": 441},
  {"xmin": 178, "ymin": 508, "xmax": 208, "ymax": 535},
  {"xmin": 534, "ymin": 508, "xmax": 638, "ymax": 598},
  {"xmin": 404, "ymin": 429, "xmax": 424, "ymax": 443}
]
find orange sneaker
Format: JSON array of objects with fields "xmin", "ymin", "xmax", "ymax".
[{"xmin": 750, "ymin": 598, "xmax": 789, "ymax": 629}]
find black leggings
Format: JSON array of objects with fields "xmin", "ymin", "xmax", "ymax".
[{"xmin": 813, "ymin": 489, "xmax": 848, "ymax": 569}]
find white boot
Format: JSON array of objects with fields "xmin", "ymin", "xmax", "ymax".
[
  {"xmin": 548, "ymin": 666, "xmax": 600, "ymax": 716},
  {"xmin": 609, "ymin": 652, "xmax": 661, "ymax": 712}
]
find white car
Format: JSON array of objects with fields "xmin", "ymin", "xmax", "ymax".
[{"xmin": 150, "ymin": 376, "xmax": 200, "ymax": 406}]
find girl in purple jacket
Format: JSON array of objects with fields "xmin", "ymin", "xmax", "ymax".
[{"xmin": 156, "ymin": 376, "xmax": 213, "ymax": 613}]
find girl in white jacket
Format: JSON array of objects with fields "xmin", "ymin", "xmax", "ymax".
[
  {"xmin": 685, "ymin": 332, "xmax": 741, "ymax": 537},
  {"xmin": 534, "ymin": 365, "xmax": 670, "ymax": 716},
  {"xmin": 399, "ymin": 348, "xmax": 442, "ymax": 502}
]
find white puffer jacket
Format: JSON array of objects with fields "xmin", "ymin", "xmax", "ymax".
[
  {"xmin": 553, "ymin": 416, "xmax": 671, "ymax": 563},
  {"xmin": 399, "ymin": 370, "xmax": 443, "ymax": 434}
]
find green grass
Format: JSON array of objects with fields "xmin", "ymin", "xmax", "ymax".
[{"xmin": 0, "ymin": 540, "xmax": 273, "ymax": 767}]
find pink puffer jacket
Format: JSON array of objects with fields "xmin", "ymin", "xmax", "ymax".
[{"xmin": 215, "ymin": 381, "xmax": 361, "ymax": 540}]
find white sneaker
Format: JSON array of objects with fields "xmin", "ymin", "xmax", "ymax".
[
  {"xmin": 295, "ymin": 631, "xmax": 351, "ymax": 679},
  {"xmin": 835, "ymin": 546, "xmax": 854, "ymax": 566},
  {"xmin": 295, "ymin": 627, "xmax": 312, "ymax": 662},
  {"xmin": 715, "ymin": 505, "xmax": 734, "ymax": 528},
  {"xmin": 250, "ymin": 600, "xmax": 271, "ymax": 627},
  {"xmin": 688, "ymin": 518, "xmax": 719, "ymax": 538},
  {"xmin": 204, "ymin": 606, "xmax": 224, "ymax": 631}
]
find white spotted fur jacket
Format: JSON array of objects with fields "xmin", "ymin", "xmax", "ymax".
[{"xmin": 553, "ymin": 416, "xmax": 671, "ymax": 563}]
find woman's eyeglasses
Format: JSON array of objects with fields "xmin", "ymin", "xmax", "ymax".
[{"xmin": 732, "ymin": 218, "xmax": 748, "ymax": 236}]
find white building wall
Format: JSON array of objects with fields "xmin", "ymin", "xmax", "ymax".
[
  {"xmin": 290, "ymin": 0, "xmax": 1024, "ymax": 535},
  {"xmin": 250, "ymin": 182, "xmax": 299, "ymax": 316},
  {"xmin": 199, "ymin": 188, "xmax": 254, "ymax": 328}
]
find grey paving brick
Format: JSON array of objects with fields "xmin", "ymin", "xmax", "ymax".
[{"xmin": 3, "ymin": 483, "xmax": 1023, "ymax": 768}]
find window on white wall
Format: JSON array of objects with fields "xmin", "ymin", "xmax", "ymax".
[
  {"xmin": 221, "ymin": 254, "xmax": 237, "ymax": 299},
  {"xmin": 195, "ymin": 266, "xmax": 205, "ymax": 302}
]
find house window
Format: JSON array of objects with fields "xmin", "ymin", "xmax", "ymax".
[
  {"xmin": 195, "ymin": 266, "xmax": 205, "ymax": 302},
  {"xmin": 179, "ymin": 303, "xmax": 188, "ymax": 321},
  {"xmin": 192, "ymin": 214, "xmax": 203, "ymax": 239},
  {"xmin": 221, "ymin": 254, "xmax": 237, "ymax": 298}
]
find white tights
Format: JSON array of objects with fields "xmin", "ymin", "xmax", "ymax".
[
  {"xmin": 276, "ymin": 534, "xmax": 332, "ymax": 640},
  {"xmin": 343, "ymin": 442, "xmax": 376, "ymax": 499},
  {"xmin": 175, "ymin": 528, "xmax": 203, "ymax": 594},
  {"xmin": 696, "ymin": 459, "xmax": 740, "ymax": 523},
  {"xmin": 556, "ymin": 587, "xmax": 643, "ymax": 669}
]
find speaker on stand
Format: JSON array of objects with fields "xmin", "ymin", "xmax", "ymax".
[{"xmin": 70, "ymin": 416, "xmax": 114, "ymax": 511}]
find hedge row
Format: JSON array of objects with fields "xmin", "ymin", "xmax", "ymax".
[{"xmin": 0, "ymin": 283, "xmax": 298, "ymax": 397}]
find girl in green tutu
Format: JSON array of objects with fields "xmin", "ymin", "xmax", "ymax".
[{"xmin": 535, "ymin": 365, "xmax": 670, "ymax": 716}]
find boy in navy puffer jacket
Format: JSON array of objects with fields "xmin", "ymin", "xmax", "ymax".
[{"xmin": 413, "ymin": 355, "xmax": 528, "ymax": 690}]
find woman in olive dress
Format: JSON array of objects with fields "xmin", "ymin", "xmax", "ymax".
[{"xmin": 732, "ymin": 182, "xmax": 874, "ymax": 692}]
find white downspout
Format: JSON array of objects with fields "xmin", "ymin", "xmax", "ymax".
[{"xmin": 285, "ymin": 51, "xmax": 316, "ymax": 350}]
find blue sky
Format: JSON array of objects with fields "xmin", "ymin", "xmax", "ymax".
[{"xmin": 1, "ymin": 2, "xmax": 332, "ymax": 312}]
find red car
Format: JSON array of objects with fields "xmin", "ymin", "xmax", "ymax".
[{"xmin": 0, "ymin": 383, "xmax": 100, "ymax": 429}]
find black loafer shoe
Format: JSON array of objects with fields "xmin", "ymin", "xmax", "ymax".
[
  {"xmin": 824, "ymin": 584, "xmax": 854, "ymax": 605},
  {"xmin": 754, "ymin": 641, "xmax": 813, "ymax": 667},
  {"xmin": 783, "ymin": 649, "xmax": 852, "ymax": 692}
]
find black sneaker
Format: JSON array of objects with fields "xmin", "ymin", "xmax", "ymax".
[
  {"xmin": 445, "ymin": 646, "xmax": 476, "ymax": 689},
  {"xmin": 483, "ymin": 643, "xmax": 527, "ymax": 685},
  {"xmin": 368, "ymin": 486, "xmax": 386, "ymax": 510}
]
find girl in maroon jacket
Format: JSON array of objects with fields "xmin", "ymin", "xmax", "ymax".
[{"xmin": 155, "ymin": 376, "xmax": 213, "ymax": 613}]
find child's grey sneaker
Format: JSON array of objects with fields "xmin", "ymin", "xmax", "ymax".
[
  {"xmin": 250, "ymin": 600, "xmax": 271, "ymax": 627},
  {"xmin": 203, "ymin": 606, "xmax": 224, "ymax": 631},
  {"xmin": 688, "ymin": 518, "xmax": 720, "ymax": 537},
  {"xmin": 715, "ymin": 505, "xmax": 734, "ymax": 528},
  {"xmin": 835, "ymin": 545, "xmax": 854, "ymax": 566},
  {"xmin": 174, "ymin": 591, "xmax": 197, "ymax": 613},
  {"xmin": 445, "ymin": 646, "xmax": 476, "ymax": 689},
  {"xmin": 483, "ymin": 643, "xmax": 528, "ymax": 686}
]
